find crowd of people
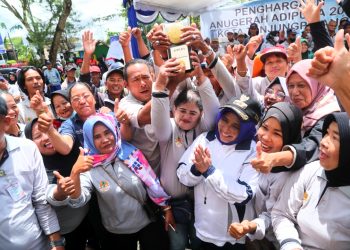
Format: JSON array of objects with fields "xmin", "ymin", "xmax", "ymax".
[{"xmin": 1, "ymin": 0, "xmax": 350, "ymax": 249}]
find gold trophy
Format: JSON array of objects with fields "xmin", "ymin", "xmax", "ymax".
[{"xmin": 163, "ymin": 19, "xmax": 193, "ymax": 72}]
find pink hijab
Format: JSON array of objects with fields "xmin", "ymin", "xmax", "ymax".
[{"xmin": 286, "ymin": 59, "xmax": 340, "ymax": 133}]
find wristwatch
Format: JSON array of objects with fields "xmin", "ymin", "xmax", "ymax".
[{"xmin": 49, "ymin": 237, "xmax": 66, "ymax": 248}]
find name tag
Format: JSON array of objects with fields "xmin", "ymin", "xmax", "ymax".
[{"xmin": 7, "ymin": 182, "xmax": 26, "ymax": 201}]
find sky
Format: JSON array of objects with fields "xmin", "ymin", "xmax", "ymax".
[{"xmin": 0, "ymin": 0, "xmax": 127, "ymax": 42}]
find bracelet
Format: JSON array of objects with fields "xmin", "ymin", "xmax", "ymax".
[
  {"xmin": 162, "ymin": 206, "xmax": 172, "ymax": 212},
  {"xmin": 202, "ymin": 48, "xmax": 214, "ymax": 58},
  {"xmin": 152, "ymin": 92, "xmax": 169, "ymax": 98}
]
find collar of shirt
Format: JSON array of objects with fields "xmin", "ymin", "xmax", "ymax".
[{"xmin": 318, "ymin": 169, "xmax": 350, "ymax": 198}]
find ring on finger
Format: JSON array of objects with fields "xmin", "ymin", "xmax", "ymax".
[
  {"xmin": 155, "ymin": 40, "xmax": 160, "ymax": 46},
  {"xmin": 192, "ymin": 34, "xmax": 196, "ymax": 40}
]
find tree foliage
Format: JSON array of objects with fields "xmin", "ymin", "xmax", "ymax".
[{"xmin": 0, "ymin": 0, "xmax": 77, "ymax": 65}]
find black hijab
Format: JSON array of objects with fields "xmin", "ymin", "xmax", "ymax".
[
  {"xmin": 322, "ymin": 112, "xmax": 350, "ymax": 187},
  {"xmin": 260, "ymin": 102, "xmax": 303, "ymax": 173}
]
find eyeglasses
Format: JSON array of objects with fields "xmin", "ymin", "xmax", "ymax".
[
  {"xmin": 71, "ymin": 93, "xmax": 93, "ymax": 104},
  {"xmin": 265, "ymin": 88, "xmax": 286, "ymax": 100}
]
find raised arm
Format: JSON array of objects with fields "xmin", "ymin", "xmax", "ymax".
[
  {"xmin": 80, "ymin": 30, "xmax": 97, "ymax": 75},
  {"xmin": 119, "ymin": 27, "xmax": 133, "ymax": 64}
]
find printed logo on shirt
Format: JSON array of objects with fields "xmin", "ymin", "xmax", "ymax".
[
  {"xmin": 175, "ymin": 137, "xmax": 183, "ymax": 147},
  {"xmin": 99, "ymin": 180, "xmax": 110, "ymax": 192},
  {"xmin": 303, "ymin": 191, "xmax": 308, "ymax": 201}
]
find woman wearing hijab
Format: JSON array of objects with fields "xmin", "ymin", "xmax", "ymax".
[
  {"xmin": 228, "ymin": 102, "xmax": 303, "ymax": 249},
  {"xmin": 272, "ymin": 112, "xmax": 350, "ymax": 249},
  {"xmin": 64, "ymin": 114, "xmax": 171, "ymax": 250},
  {"xmin": 252, "ymin": 59, "xmax": 341, "ymax": 173},
  {"xmin": 177, "ymin": 95, "xmax": 262, "ymax": 249},
  {"xmin": 25, "ymin": 118, "xmax": 88, "ymax": 250},
  {"xmin": 50, "ymin": 89, "xmax": 74, "ymax": 129}
]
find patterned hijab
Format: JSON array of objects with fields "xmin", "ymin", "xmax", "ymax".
[{"xmin": 83, "ymin": 114, "xmax": 170, "ymax": 206}]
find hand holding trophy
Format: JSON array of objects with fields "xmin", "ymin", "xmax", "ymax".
[{"xmin": 163, "ymin": 19, "xmax": 194, "ymax": 73}]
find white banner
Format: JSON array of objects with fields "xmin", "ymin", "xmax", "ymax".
[{"xmin": 200, "ymin": 0, "xmax": 346, "ymax": 39}]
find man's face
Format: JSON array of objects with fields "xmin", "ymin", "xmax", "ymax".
[
  {"xmin": 126, "ymin": 63, "xmax": 153, "ymax": 103},
  {"xmin": 227, "ymin": 32, "xmax": 234, "ymax": 42},
  {"xmin": 66, "ymin": 69, "xmax": 76, "ymax": 79},
  {"xmin": 328, "ymin": 20, "xmax": 337, "ymax": 33},
  {"xmin": 210, "ymin": 41, "xmax": 219, "ymax": 51},
  {"xmin": 106, "ymin": 72, "xmax": 125, "ymax": 97},
  {"xmin": 91, "ymin": 72, "xmax": 101, "ymax": 87},
  {"xmin": 288, "ymin": 32, "xmax": 296, "ymax": 42},
  {"xmin": 0, "ymin": 78, "xmax": 8, "ymax": 91},
  {"xmin": 237, "ymin": 35, "xmax": 245, "ymax": 44},
  {"xmin": 47, "ymin": 64, "xmax": 52, "ymax": 70}
]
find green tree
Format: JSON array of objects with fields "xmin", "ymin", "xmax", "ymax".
[{"xmin": 0, "ymin": 0, "xmax": 74, "ymax": 64}]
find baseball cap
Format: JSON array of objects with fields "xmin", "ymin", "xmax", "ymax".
[
  {"xmin": 250, "ymin": 23, "xmax": 258, "ymax": 28},
  {"xmin": 237, "ymin": 32, "xmax": 245, "ymax": 37},
  {"xmin": 220, "ymin": 95, "xmax": 262, "ymax": 124},
  {"xmin": 287, "ymin": 28, "xmax": 297, "ymax": 35},
  {"xmin": 65, "ymin": 63, "xmax": 77, "ymax": 72},
  {"xmin": 260, "ymin": 46, "xmax": 287, "ymax": 63},
  {"xmin": 340, "ymin": 16, "xmax": 348, "ymax": 23},
  {"xmin": 90, "ymin": 66, "xmax": 101, "ymax": 73},
  {"xmin": 106, "ymin": 62, "xmax": 124, "ymax": 79}
]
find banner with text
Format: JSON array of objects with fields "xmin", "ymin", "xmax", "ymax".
[{"xmin": 200, "ymin": 0, "xmax": 346, "ymax": 39}]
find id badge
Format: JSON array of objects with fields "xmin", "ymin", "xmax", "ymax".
[{"xmin": 7, "ymin": 182, "xmax": 26, "ymax": 201}]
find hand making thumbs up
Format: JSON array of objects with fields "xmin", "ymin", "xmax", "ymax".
[
  {"xmin": 250, "ymin": 141, "xmax": 274, "ymax": 173},
  {"xmin": 52, "ymin": 170, "xmax": 76, "ymax": 201}
]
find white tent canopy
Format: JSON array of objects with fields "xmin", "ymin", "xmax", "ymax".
[{"xmin": 133, "ymin": 0, "xmax": 233, "ymax": 16}]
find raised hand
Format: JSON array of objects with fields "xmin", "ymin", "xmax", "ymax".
[
  {"xmin": 250, "ymin": 141, "xmax": 274, "ymax": 173},
  {"xmin": 82, "ymin": 30, "xmax": 97, "ymax": 55},
  {"xmin": 287, "ymin": 36, "xmax": 302, "ymax": 64},
  {"xmin": 180, "ymin": 23, "xmax": 205, "ymax": 50},
  {"xmin": 298, "ymin": 0, "xmax": 324, "ymax": 24},
  {"xmin": 119, "ymin": 27, "xmax": 132, "ymax": 47},
  {"xmin": 53, "ymin": 171, "xmax": 76, "ymax": 200},
  {"xmin": 71, "ymin": 147, "xmax": 94, "ymax": 176},
  {"xmin": 307, "ymin": 30, "xmax": 350, "ymax": 88},
  {"xmin": 114, "ymin": 98, "xmax": 130, "ymax": 125},
  {"xmin": 187, "ymin": 51, "xmax": 206, "ymax": 84},
  {"xmin": 37, "ymin": 112, "xmax": 54, "ymax": 134},
  {"xmin": 246, "ymin": 34, "xmax": 263, "ymax": 59},
  {"xmin": 193, "ymin": 145, "xmax": 212, "ymax": 173},
  {"xmin": 154, "ymin": 58, "xmax": 183, "ymax": 91},
  {"xmin": 233, "ymin": 44, "xmax": 248, "ymax": 62},
  {"xmin": 147, "ymin": 23, "xmax": 171, "ymax": 51},
  {"xmin": 131, "ymin": 27, "xmax": 142, "ymax": 39},
  {"xmin": 30, "ymin": 90, "xmax": 48, "ymax": 115}
]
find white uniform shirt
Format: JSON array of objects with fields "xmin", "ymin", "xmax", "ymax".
[
  {"xmin": 272, "ymin": 161, "xmax": 350, "ymax": 250},
  {"xmin": 177, "ymin": 132, "xmax": 260, "ymax": 246},
  {"xmin": 0, "ymin": 136, "xmax": 60, "ymax": 250},
  {"xmin": 151, "ymin": 78, "xmax": 220, "ymax": 198}
]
